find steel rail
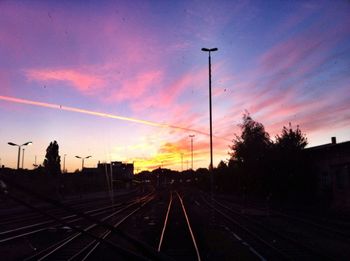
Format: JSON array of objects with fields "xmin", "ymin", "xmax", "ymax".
[
  {"xmin": 35, "ymin": 203, "xmax": 139, "ymax": 260},
  {"xmin": 207, "ymin": 196, "xmax": 335, "ymax": 260},
  {"xmin": 157, "ymin": 191, "xmax": 173, "ymax": 252},
  {"xmin": 201, "ymin": 195, "xmax": 285, "ymax": 260},
  {"xmin": 218, "ymin": 196, "xmax": 350, "ymax": 238},
  {"xmin": 81, "ymin": 196, "xmax": 155, "ymax": 261},
  {"xmin": 0, "ymin": 195, "xmax": 149, "ymax": 243},
  {"xmin": 176, "ymin": 191, "xmax": 201, "ymax": 261},
  {"xmin": 23, "ymin": 195, "xmax": 153, "ymax": 261}
]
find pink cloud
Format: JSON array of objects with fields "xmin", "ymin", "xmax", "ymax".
[
  {"xmin": 25, "ymin": 69, "xmax": 105, "ymax": 95},
  {"xmin": 108, "ymin": 70, "xmax": 162, "ymax": 102},
  {"xmin": 130, "ymin": 67, "xmax": 207, "ymax": 112},
  {"xmin": 259, "ymin": 14, "xmax": 350, "ymax": 76}
]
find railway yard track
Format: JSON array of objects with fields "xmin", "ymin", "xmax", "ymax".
[
  {"xmin": 157, "ymin": 190, "xmax": 201, "ymax": 261},
  {"xmin": 1, "ymin": 183, "xmax": 350, "ymax": 260},
  {"xmin": 200, "ymin": 194, "xmax": 350, "ymax": 260}
]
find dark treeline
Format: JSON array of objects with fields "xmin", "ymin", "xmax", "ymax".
[{"xmin": 213, "ymin": 113, "xmax": 317, "ymax": 206}]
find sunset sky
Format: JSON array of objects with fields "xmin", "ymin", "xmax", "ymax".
[{"xmin": 1, "ymin": 1, "xmax": 349, "ymax": 172}]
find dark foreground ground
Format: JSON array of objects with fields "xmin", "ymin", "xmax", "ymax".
[{"xmin": 1, "ymin": 184, "xmax": 350, "ymax": 260}]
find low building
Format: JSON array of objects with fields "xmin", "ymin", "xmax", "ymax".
[
  {"xmin": 97, "ymin": 161, "xmax": 134, "ymax": 181},
  {"xmin": 305, "ymin": 137, "xmax": 350, "ymax": 209}
]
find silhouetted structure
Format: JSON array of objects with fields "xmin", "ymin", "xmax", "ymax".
[
  {"xmin": 306, "ymin": 137, "xmax": 350, "ymax": 209},
  {"xmin": 82, "ymin": 161, "xmax": 134, "ymax": 181}
]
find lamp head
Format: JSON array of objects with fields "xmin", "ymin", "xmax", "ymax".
[
  {"xmin": 75, "ymin": 156, "xmax": 81, "ymax": 159},
  {"xmin": 8, "ymin": 142, "xmax": 18, "ymax": 146},
  {"xmin": 201, "ymin": 47, "xmax": 218, "ymax": 52}
]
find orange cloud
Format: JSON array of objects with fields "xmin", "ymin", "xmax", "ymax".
[{"xmin": 129, "ymin": 134, "xmax": 231, "ymax": 172}]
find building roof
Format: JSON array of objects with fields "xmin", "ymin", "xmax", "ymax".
[{"xmin": 305, "ymin": 140, "xmax": 350, "ymax": 152}]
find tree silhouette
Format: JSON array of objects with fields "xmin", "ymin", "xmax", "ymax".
[
  {"xmin": 217, "ymin": 160, "xmax": 227, "ymax": 170},
  {"xmin": 229, "ymin": 113, "xmax": 272, "ymax": 195},
  {"xmin": 230, "ymin": 113, "xmax": 271, "ymax": 164},
  {"xmin": 43, "ymin": 140, "xmax": 61, "ymax": 175},
  {"xmin": 275, "ymin": 123, "xmax": 307, "ymax": 151},
  {"xmin": 271, "ymin": 123, "xmax": 314, "ymax": 203}
]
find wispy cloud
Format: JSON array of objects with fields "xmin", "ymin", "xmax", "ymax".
[{"xmin": 25, "ymin": 69, "xmax": 105, "ymax": 95}]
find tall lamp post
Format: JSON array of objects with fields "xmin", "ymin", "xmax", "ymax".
[
  {"xmin": 7, "ymin": 141, "xmax": 32, "ymax": 169},
  {"xmin": 75, "ymin": 155, "xmax": 92, "ymax": 171},
  {"xmin": 180, "ymin": 153, "xmax": 184, "ymax": 172},
  {"xmin": 189, "ymin": 135, "xmax": 195, "ymax": 170},
  {"xmin": 201, "ymin": 47, "xmax": 218, "ymax": 171},
  {"xmin": 22, "ymin": 148, "xmax": 25, "ymax": 169},
  {"xmin": 63, "ymin": 154, "xmax": 67, "ymax": 173}
]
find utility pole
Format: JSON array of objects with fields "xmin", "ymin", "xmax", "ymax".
[
  {"xmin": 63, "ymin": 154, "xmax": 67, "ymax": 173},
  {"xmin": 22, "ymin": 148, "xmax": 25, "ymax": 169},
  {"xmin": 181, "ymin": 153, "xmax": 184, "ymax": 172},
  {"xmin": 189, "ymin": 135, "xmax": 195, "ymax": 170}
]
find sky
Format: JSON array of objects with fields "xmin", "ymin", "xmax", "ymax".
[{"xmin": 0, "ymin": 0, "xmax": 350, "ymax": 172}]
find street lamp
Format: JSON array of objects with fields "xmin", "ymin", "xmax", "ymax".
[
  {"xmin": 75, "ymin": 155, "xmax": 91, "ymax": 171},
  {"xmin": 201, "ymin": 47, "xmax": 218, "ymax": 171},
  {"xmin": 7, "ymin": 141, "xmax": 32, "ymax": 169},
  {"xmin": 63, "ymin": 154, "xmax": 67, "ymax": 173},
  {"xmin": 180, "ymin": 152, "xmax": 184, "ymax": 172},
  {"xmin": 189, "ymin": 135, "xmax": 195, "ymax": 170},
  {"xmin": 22, "ymin": 148, "xmax": 25, "ymax": 169}
]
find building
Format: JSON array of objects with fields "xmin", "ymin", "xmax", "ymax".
[
  {"xmin": 96, "ymin": 161, "xmax": 134, "ymax": 181},
  {"xmin": 305, "ymin": 137, "xmax": 350, "ymax": 209},
  {"xmin": 82, "ymin": 161, "xmax": 134, "ymax": 181}
]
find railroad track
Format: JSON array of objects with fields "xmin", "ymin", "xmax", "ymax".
[
  {"xmin": 0, "ymin": 194, "xmax": 150, "ymax": 244},
  {"xmin": 0, "ymin": 189, "xmax": 141, "ymax": 230},
  {"xmin": 22, "ymin": 193, "xmax": 156, "ymax": 261},
  {"xmin": 157, "ymin": 190, "xmax": 201, "ymax": 261},
  {"xmin": 201, "ymin": 195, "xmax": 335, "ymax": 260},
  {"xmin": 218, "ymin": 197, "xmax": 350, "ymax": 240},
  {"xmin": 1, "ymin": 180, "xmax": 157, "ymax": 260}
]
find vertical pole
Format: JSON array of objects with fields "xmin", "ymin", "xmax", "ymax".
[
  {"xmin": 17, "ymin": 146, "xmax": 21, "ymax": 169},
  {"xmin": 22, "ymin": 148, "xmax": 25, "ymax": 169},
  {"xmin": 191, "ymin": 137, "xmax": 194, "ymax": 170},
  {"xmin": 209, "ymin": 52, "xmax": 213, "ymax": 171},
  {"xmin": 82, "ymin": 158, "xmax": 84, "ymax": 170},
  {"xmin": 182, "ymin": 154, "xmax": 184, "ymax": 172},
  {"xmin": 63, "ymin": 155, "xmax": 66, "ymax": 173}
]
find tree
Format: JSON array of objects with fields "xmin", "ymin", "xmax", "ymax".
[
  {"xmin": 230, "ymin": 113, "xmax": 272, "ymax": 164},
  {"xmin": 229, "ymin": 113, "xmax": 272, "ymax": 195},
  {"xmin": 217, "ymin": 160, "xmax": 228, "ymax": 170},
  {"xmin": 272, "ymin": 124, "xmax": 314, "ymax": 203},
  {"xmin": 275, "ymin": 123, "xmax": 307, "ymax": 152},
  {"xmin": 43, "ymin": 140, "xmax": 61, "ymax": 175}
]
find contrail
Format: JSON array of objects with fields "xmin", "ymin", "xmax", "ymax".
[{"xmin": 0, "ymin": 95, "xmax": 228, "ymax": 140}]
